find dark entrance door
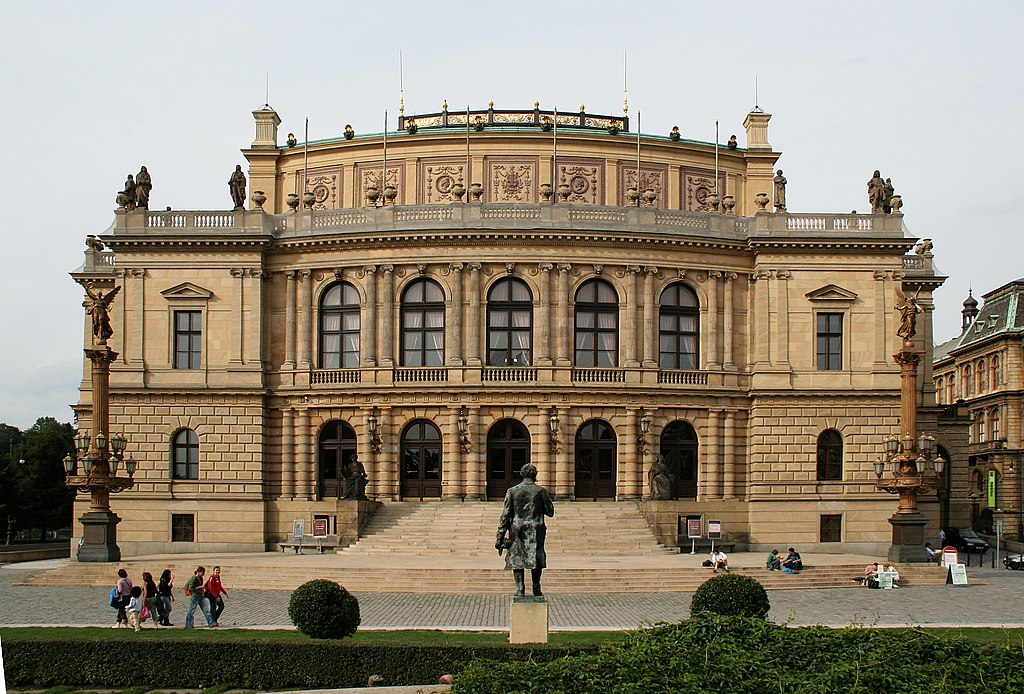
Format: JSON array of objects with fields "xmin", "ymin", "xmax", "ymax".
[
  {"xmin": 318, "ymin": 421, "xmax": 357, "ymax": 498},
  {"xmin": 661, "ymin": 420, "xmax": 698, "ymax": 499},
  {"xmin": 574, "ymin": 420, "xmax": 617, "ymax": 500},
  {"xmin": 487, "ymin": 419, "xmax": 531, "ymax": 499},
  {"xmin": 401, "ymin": 420, "xmax": 442, "ymax": 499}
]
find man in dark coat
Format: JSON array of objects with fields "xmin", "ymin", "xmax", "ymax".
[{"xmin": 495, "ymin": 463, "xmax": 555, "ymax": 597}]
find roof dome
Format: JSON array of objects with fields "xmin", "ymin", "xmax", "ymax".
[{"xmin": 963, "ymin": 291, "xmax": 978, "ymax": 309}]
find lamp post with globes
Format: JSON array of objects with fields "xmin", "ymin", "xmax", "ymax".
[{"xmin": 65, "ymin": 283, "xmax": 137, "ymax": 562}]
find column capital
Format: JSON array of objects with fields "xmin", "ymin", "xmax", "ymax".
[
  {"xmin": 297, "ymin": 269, "xmax": 312, "ymax": 279},
  {"xmin": 230, "ymin": 268, "xmax": 245, "ymax": 278},
  {"xmin": 380, "ymin": 264, "xmax": 394, "ymax": 274},
  {"xmin": 557, "ymin": 263, "xmax": 572, "ymax": 273},
  {"xmin": 538, "ymin": 262, "xmax": 554, "ymax": 273},
  {"xmin": 467, "ymin": 262, "xmax": 482, "ymax": 272},
  {"xmin": 449, "ymin": 262, "xmax": 465, "ymax": 273},
  {"xmin": 360, "ymin": 265, "xmax": 377, "ymax": 277},
  {"xmin": 644, "ymin": 266, "xmax": 658, "ymax": 276}
]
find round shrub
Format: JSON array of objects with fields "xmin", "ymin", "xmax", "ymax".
[
  {"xmin": 288, "ymin": 579, "xmax": 361, "ymax": 639},
  {"xmin": 690, "ymin": 573, "xmax": 770, "ymax": 619}
]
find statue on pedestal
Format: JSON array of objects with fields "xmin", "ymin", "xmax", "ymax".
[
  {"xmin": 84, "ymin": 285, "xmax": 122, "ymax": 343},
  {"xmin": 895, "ymin": 294, "xmax": 922, "ymax": 341},
  {"xmin": 229, "ymin": 165, "xmax": 247, "ymax": 211},
  {"xmin": 867, "ymin": 170, "xmax": 885, "ymax": 213},
  {"xmin": 122, "ymin": 174, "xmax": 136, "ymax": 211},
  {"xmin": 773, "ymin": 169, "xmax": 787, "ymax": 211},
  {"xmin": 135, "ymin": 166, "xmax": 152, "ymax": 210},
  {"xmin": 341, "ymin": 455, "xmax": 368, "ymax": 500},
  {"xmin": 496, "ymin": 463, "xmax": 554, "ymax": 597},
  {"xmin": 648, "ymin": 455, "xmax": 674, "ymax": 500}
]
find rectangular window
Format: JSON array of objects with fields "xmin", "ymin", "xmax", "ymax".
[
  {"xmin": 173, "ymin": 311, "xmax": 202, "ymax": 369},
  {"xmin": 820, "ymin": 514, "xmax": 842, "ymax": 543},
  {"xmin": 816, "ymin": 313, "xmax": 843, "ymax": 370},
  {"xmin": 171, "ymin": 514, "xmax": 195, "ymax": 542}
]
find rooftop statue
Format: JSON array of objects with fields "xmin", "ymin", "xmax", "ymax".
[
  {"xmin": 122, "ymin": 174, "xmax": 136, "ymax": 211},
  {"xmin": 867, "ymin": 170, "xmax": 885, "ymax": 213},
  {"xmin": 773, "ymin": 169, "xmax": 787, "ymax": 211},
  {"xmin": 84, "ymin": 284, "xmax": 121, "ymax": 343},
  {"xmin": 229, "ymin": 165, "xmax": 247, "ymax": 211},
  {"xmin": 895, "ymin": 293, "xmax": 922, "ymax": 341},
  {"xmin": 135, "ymin": 166, "xmax": 152, "ymax": 210},
  {"xmin": 883, "ymin": 177, "xmax": 895, "ymax": 214},
  {"xmin": 496, "ymin": 463, "xmax": 554, "ymax": 597}
]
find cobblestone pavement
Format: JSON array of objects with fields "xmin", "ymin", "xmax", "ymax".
[{"xmin": 3, "ymin": 560, "xmax": 1023, "ymax": 630}]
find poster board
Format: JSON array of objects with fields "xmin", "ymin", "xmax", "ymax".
[
  {"xmin": 707, "ymin": 520, "xmax": 722, "ymax": 540},
  {"xmin": 312, "ymin": 518, "xmax": 329, "ymax": 538},
  {"xmin": 941, "ymin": 546, "xmax": 958, "ymax": 568},
  {"xmin": 292, "ymin": 519, "xmax": 305, "ymax": 540},
  {"xmin": 686, "ymin": 515, "xmax": 703, "ymax": 539},
  {"xmin": 949, "ymin": 563, "xmax": 968, "ymax": 586},
  {"xmin": 878, "ymin": 570, "xmax": 896, "ymax": 589}
]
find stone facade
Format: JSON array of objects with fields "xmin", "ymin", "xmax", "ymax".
[{"xmin": 69, "ymin": 104, "xmax": 967, "ymax": 556}]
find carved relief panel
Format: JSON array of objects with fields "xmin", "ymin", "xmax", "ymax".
[
  {"xmin": 485, "ymin": 157, "xmax": 537, "ymax": 203},
  {"xmin": 355, "ymin": 161, "xmax": 405, "ymax": 204},
  {"xmin": 557, "ymin": 157, "xmax": 604, "ymax": 205},
  {"xmin": 619, "ymin": 162, "xmax": 668, "ymax": 208},
  {"xmin": 419, "ymin": 158, "xmax": 468, "ymax": 204},
  {"xmin": 303, "ymin": 167, "xmax": 341, "ymax": 210},
  {"xmin": 682, "ymin": 168, "xmax": 727, "ymax": 212}
]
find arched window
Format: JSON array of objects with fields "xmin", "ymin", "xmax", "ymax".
[
  {"xmin": 964, "ymin": 365, "xmax": 972, "ymax": 397},
  {"xmin": 816, "ymin": 429, "xmax": 843, "ymax": 481},
  {"xmin": 947, "ymin": 373, "xmax": 955, "ymax": 403},
  {"xmin": 977, "ymin": 360, "xmax": 986, "ymax": 393},
  {"xmin": 978, "ymin": 411, "xmax": 987, "ymax": 442},
  {"xmin": 319, "ymin": 282, "xmax": 360, "ymax": 369},
  {"xmin": 401, "ymin": 279, "xmax": 445, "ymax": 366},
  {"xmin": 991, "ymin": 407, "xmax": 1001, "ymax": 440},
  {"xmin": 172, "ymin": 429, "xmax": 199, "ymax": 480},
  {"xmin": 401, "ymin": 420, "xmax": 442, "ymax": 499},
  {"xmin": 574, "ymin": 279, "xmax": 618, "ymax": 367},
  {"xmin": 318, "ymin": 420, "xmax": 357, "ymax": 498},
  {"xmin": 659, "ymin": 283, "xmax": 699, "ymax": 370},
  {"xmin": 935, "ymin": 376, "xmax": 943, "ymax": 405},
  {"xmin": 487, "ymin": 278, "xmax": 533, "ymax": 366},
  {"xmin": 992, "ymin": 355, "xmax": 1001, "ymax": 390},
  {"xmin": 660, "ymin": 420, "xmax": 699, "ymax": 498}
]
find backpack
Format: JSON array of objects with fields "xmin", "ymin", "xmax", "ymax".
[{"xmin": 109, "ymin": 587, "xmax": 120, "ymax": 608}]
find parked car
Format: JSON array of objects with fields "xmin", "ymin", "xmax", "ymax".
[{"xmin": 942, "ymin": 527, "xmax": 989, "ymax": 554}]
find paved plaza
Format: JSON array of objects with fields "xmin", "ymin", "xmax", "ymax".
[{"xmin": 2, "ymin": 558, "xmax": 1023, "ymax": 630}]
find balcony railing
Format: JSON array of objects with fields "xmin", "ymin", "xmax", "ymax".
[
  {"xmin": 482, "ymin": 367, "xmax": 538, "ymax": 382},
  {"xmin": 571, "ymin": 368, "xmax": 625, "ymax": 383},
  {"xmin": 657, "ymin": 370, "xmax": 709, "ymax": 385},
  {"xmin": 393, "ymin": 368, "xmax": 448, "ymax": 383},
  {"xmin": 311, "ymin": 369, "xmax": 362, "ymax": 385}
]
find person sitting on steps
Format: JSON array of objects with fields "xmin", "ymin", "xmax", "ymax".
[
  {"xmin": 783, "ymin": 547, "xmax": 803, "ymax": 573},
  {"xmin": 711, "ymin": 549, "xmax": 730, "ymax": 573},
  {"xmin": 766, "ymin": 549, "xmax": 782, "ymax": 571}
]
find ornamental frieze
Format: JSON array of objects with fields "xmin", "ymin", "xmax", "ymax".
[
  {"xmin": 485, "ymin": 157, "xmax": 537, "ymax": 203},
  {"xmin": 557, "ymin": 157, "xmax": 604, "ymax": 205},
  {"xmin": 303, "ymin": 167, "xmax": 341, "ymax": 210},
  {"xmin": 619, "ymin": 162, "xmax": 668, "ymax": 208},
  {"xmin": 682, "ymin": 168, "xmax": 726, "ymax": 212},
  {"xmin": 420, "ymin": 159, "xmax": 468, "ymax": 204}
]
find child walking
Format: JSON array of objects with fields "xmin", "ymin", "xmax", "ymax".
[{"xmin": 126, "ymin": 585, "xmax": 144, "ymax": 632}]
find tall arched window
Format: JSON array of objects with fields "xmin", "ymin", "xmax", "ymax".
[
  {"xmin": 319, "ymin": 282, "xmax": 360, "ymax": 368},
  {"xmin": 991, "ymin": 406, "xmax": 1001, "ymax": 440},
  {"xmin": 935, "ymin": 376, "xmax": 943, "ymax": 405},
  {"xmin": 978, "ymin": 411, "xmax": 987, "ymax": 442},
  {"xmin": 947, "ymin": 373, "xmax": 956, "ymax": 403},
  {"xmin": 487, "ymin": 278, "xmax": 533, "ymax": 366},
  {"xmin": 992, "ymin": 355, "xmax": 1001, "ymax": 390},
  {"xmin": 574, "ymin": 279, "xmax": 618, "ymax": 367},
  {"xmin": 172, "ymin": 429, "xmax": 199, "ymax": 480},
  {"xmin": 816, "ymin": 429, "xmax": 843, "ymax": 481},
  {"xmin": 401, "ymin": 279, "xmax": 445, "ymax": 366},
  {"xmin": 660, "ymin": 420, "xmax": 699, "ymax": 498},
  {"xmin": 659, "ymin": 283, "xmax": 699, "ymax": 370},
  {"xmin": 977, "ymin": 359, "xmax": 986, "ymax": 393},
  {"xmin": 964, "ymin": 365, "xmax": 973, "ymax": 397},
  {"xmin": 401, "ymin": 420, "xmax": 442, "ymax": 499},
  {"xmin": 318, "ymin": 420, "xmax": 357, "ymax": 498}
]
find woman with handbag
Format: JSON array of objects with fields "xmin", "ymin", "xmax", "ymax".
[
  {"xmin": 113, "ymin": 568, "xmax": 132, "ymax": 628},
  {"xmin": 157, "ymin": 569, "xmax": 174, "ymax": 626},
  {"xmin": 141, "ymin": 571, "xmax": 160, "ymax": 627}
]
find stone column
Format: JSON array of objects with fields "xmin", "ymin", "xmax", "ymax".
[
  {"xmin": 705, "ymin": 410, "xmax": 722, "ymax": 499},
  {"xmin": 753, "ymin": 270, "xmax": 771, "ymax": 367},
  {"xmin": 249, "ymin": 269, "xmax": 266, "ymax": 366},
  {"xmin": 723, "ymin": 411, "xmax": 736, "ymax": 499},
  {"xmin": 445, "ymin": 405, "xmax": 463, "ymax": 498},
  {"xmin": 919, "ymin": 299, "xmax": 937, "ymax": 406},
  {"xmin": 284, "ymin": 271, "xmax": 297, "ymax": 369},
  {"xmin": 447, "ymin": 264, "xmax": 464, "ymax": 366},
  {"xmin": 642, "ymin": 266, "xmax": 658, "ymax": 368},
  {"xmin": 624, "ymin": 266, "xmax": 641, "ymax": 367},
  {"xmin": 624, "ymin": 407, "xmax": 639, "ymax": 499},
  {"xmin": 297, "ymin": 408, "xmax": 311, "ymax": 500},
  {"xmin": 705, "ymin": 271, "xmax": 721, "ymax": 370},
  {"xmin": 361, "ymin": 265, "xmax": 377, "ymax": 367},
  {"xmin": 538, "ymin": 405, "xmax": 552, "ymax": 486},
  {"xmin": 230, "ymin": 268, "xmax": 245, "ymax": 364},
  {"xmin": 298, "ymin": 270, "xmax": 313, "ymax": 370},
  {"xmin": 537, "ymin": 264, "xmax": 553, "ymax": 366},
  {"xmin": 282, "ymin": 408, "xmax": 295, "ymax": 497},
  {"xmin": 775, "ymin": 270, "xmax": 791, "ymax": 367},
  {"xmin": 465, "ymin": 405, "xmax": 483, "ymax": 498},
  {"xmin": 467, "ymin": 264, "xmax": 482, "ymax": 366},
  {"xmin": 556, "ymin": 264, "xmax": 572, "ymax": 366},
  {"xmin": 380, "ymin": 266, "xmax": 395, "ymax": 366},
  {"xmin": 723, "ymin": 273, "xmax": 737, "ymax": 370}
]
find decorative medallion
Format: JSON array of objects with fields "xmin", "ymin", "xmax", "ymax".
[
  {"xmin": 682, "ymin": 169, "xmax": 727, "ymax": 212},
  {"xmin": 558, "ymin": 158, "xmax": 604, "ymax": 205},
  {"xmin": 303, "ymin": 168, "xmax": 341, "ymax": 210},
  {"xmin": 485, "ymin": 158, "xmax": 538, "ymax": 202},
  {"xmin": 421, "ymin": 159, "xmax": 468, "ymax": 203}
]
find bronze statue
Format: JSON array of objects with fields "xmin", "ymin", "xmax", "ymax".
[
  {"xmin": 122, "ymin": 174, "xmax": 136, "ymax": 211},
  {"xmin": 867, "ymin": 170, "xmax": 885, "ymax": 213},
  {"xmin": 648, "ymin": 455, "xmax": 674, "ymax": 500},
  {"xmin": 229, "ymin": 165, "xmax": 247, "ymax": 211},
  {"xmin": 883, "ymin": 177, "xmax": 895, "ymax": 214},
  {"xmin": 727, "ymin": 135, "xmax": 738, "ymax": 150},
  {"xmin": 496, "ymin": 463, "xmax": 554, "ymax": 597},
  {"xmin": 895, "ymin": 294, "xmax": 922, "ymax": 340},
  {"xmin": 341, "ymin": 455, "xmax": 368, "ymax": 500},
  {"xmin": 135, "ymin": 166, "xmax": 152, "ymax": 210},
  {"xmin": 773, "ymin": 169, "xmax": 787, "ymax": 211},
  {"xmin": 84, "ymin": 285, "xmax": 122, "ymax": 343}
]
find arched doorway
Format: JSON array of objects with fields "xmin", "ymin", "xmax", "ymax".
[
  {"xmin": 660, "ymin": 421, "xmax": 698, "ymax": 499},
  {"xmin": 575, "ymin": 420, "xmax": 617, "ymax": 500},
  {"xmin": 318, "ymin": 421, "xmax": 357, "ymax": 498},
  {"xmin": 401, "ymin": 420, "xmax": 442, "ymax": 499},
  {"xmin": 487, "ymin": 419, "xmax": 531, "ymax": 499}
]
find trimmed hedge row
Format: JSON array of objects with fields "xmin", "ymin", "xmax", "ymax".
[{"xmin": 2, "ymin": 639, "xmax": 591, "ymax": 690}]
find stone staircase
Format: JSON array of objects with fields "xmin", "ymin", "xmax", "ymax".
[{"xmin": 18, "ymin": 501, "xmax": 956, "ymax": 593}]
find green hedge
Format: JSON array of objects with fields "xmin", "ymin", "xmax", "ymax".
[
  {"xmin": 2, "ymin": 639, "xmax": 591, "ymax": 689},
  {"xmin": 454, "ymin": 615, "xmax": 1024, "ymax": 693}
]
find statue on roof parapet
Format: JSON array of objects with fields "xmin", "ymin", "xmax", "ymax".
[
  {"xmin": 135, "ymin": 166, "xmax": 152, "ymax": 210},
  {"xmin": 229, "ymin": 165, "xmax": 247, "ymax": 211},
  {"xmin": 773, "ymin": 169, "xmax": 787, "ymax": 211}
]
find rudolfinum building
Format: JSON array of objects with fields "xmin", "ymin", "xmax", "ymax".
[{"xmin": 70, "ymin": 100, "xmax": 971, "ymax": 556}]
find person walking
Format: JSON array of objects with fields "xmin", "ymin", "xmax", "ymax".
[
  {"xmin": 141, "ymin": 571, "xmax": 160, "ymax": 628},
  {"xmin": 157, "ymin": 569, "xmax": 174, "ymax": 626},
  {"xmin": 184, "ymin": 566, "xmax": 215, "ymax": 629},
  {"xmin": 126, "ymin": 585, "xmax": 144, "ymax": 632},
  {"xmin": 114, "ymin": 568, "xmax": 133, "ymax": 628},
  {"xmin": 204, "ymin": 565, "xmax": 229, "ymax": 626}
]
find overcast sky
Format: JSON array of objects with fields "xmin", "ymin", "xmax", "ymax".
[{"xmin": 1, "ymin": 2, "xmax": 1020, "ymax": 429}]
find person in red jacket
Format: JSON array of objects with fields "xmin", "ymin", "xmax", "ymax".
[{"xmin": 204, "ymin": 565, "xmax": 229, "ymax": 626}]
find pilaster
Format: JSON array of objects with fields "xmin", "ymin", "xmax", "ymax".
[
  {"xmin": 537, "ymin": 264, "xmax": 553, "ymax": 366},
  {"xmin": 467, "ymin": 264, "xmax": 482, "ymax": 366},
  {"xmin": 361, "ymin": 265, "xmax": 377, "ymax": 367},
  {"xmin": 380, "ymin": 266, "xmax": 395, "ymax": 366},
  {"xmin": 447, "ymin": 263, "xmax": 465, "ymax": 366},
  {"xmin": 642, "ymin": 267, "xmax": 658, "ymax": 368}
]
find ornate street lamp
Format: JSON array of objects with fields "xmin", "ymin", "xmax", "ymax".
[
  {"xmin": 367, "ymin": 406, "xmax": 383, "ymax": 454},
  {"xmin": 64, "ymin": 283, "xmax": 136, "ymax": 562},
  {"xmin": 548, "ymin": 409, "xmax": 560, "ymax": 453},
  {"xmin": 637, "ymin": 408, "xmax": 651, "ymax": 455},
  {"xmin": 457, "ymin": 405, "xmax": 471, "ymax": 453}
]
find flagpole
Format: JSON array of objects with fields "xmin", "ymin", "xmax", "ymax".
[
  {"xmin": 635, "ymin": 111, "xmax": 641, "ymax": 206},
  {"xmin": 466, "ymin": 104, "xmax": 471, "ymax": 193},
  {"xmin": 303, "ymin": 117, "xmax": 309, "ymax": 205},
  {"xmin": 552, "ymin": 106, "xmax": 558, "ymax": 201},
  {"xmin": 382, "ymin": 110, "xmax": 388, "ymax": 205},
  {"xmin": 714, "ymin": 119, "xmax": 720, "ymax": 211}
]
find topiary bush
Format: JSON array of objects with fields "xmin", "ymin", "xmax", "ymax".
[
  {"xmin": 689, "ymin": 573, "xmax": 770, "ymax": 618},
  {"xmin": 288, "ymin": 579, "xmax": 361, "ymax": 639}
]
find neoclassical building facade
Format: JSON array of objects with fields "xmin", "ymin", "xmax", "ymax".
[{"xmin": 70, "ymin": 102, "xmax": 967, "ymax": 555}]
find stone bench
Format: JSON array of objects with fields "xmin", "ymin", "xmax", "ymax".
[
  {"xmin": 278, "ymin": 542, "xmax": 340, "ymax": 554},
  {"xmin": 678, "ymin": 539, "xmax": 736, "ymax": 554}
]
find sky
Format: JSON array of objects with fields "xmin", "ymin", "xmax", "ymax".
[{"xmin": 1, "ymin": 2, "xmax": 1021, "ymax": 429}]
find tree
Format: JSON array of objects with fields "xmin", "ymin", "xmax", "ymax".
[
  {"xmin": 0, "ymin": 423, "xmax": 25, "ymax": 543},
  {"xmin": 0, "ymin": 418, "xmax": 75, "ymax": 542}
]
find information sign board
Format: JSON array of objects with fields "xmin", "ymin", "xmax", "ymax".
[
  {"xmin": 312, "ymin": 518, "xmax": 328, "ymax": 538},
  {"xmin": 686, "ymin": 515, "xmax": 703, "ymax": 539},
  {"xmin": 707, "ymin": 520, "xmax": 722, "ymax": 540},
  {"xmin": 949, "ymin": 563, "xmax": 968, "ymax": 586},
  {"xmin": 292, "ymin": 519, "xmax": 305, "ymax": 540}
]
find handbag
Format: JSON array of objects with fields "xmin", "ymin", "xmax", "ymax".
[
  {"xmin": 109, "ymin": 587, "xmax": 120, "ymax": 608},
  {"xmin": 141, "ymin": 605, "xmax": 151, "ymax": 621}
]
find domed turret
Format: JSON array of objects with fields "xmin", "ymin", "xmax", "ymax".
[{"xmin": 961, "ymin": 289, "xmax": 979, "ymax": 332}]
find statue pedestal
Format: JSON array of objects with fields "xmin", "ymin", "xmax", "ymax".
[
  {"xmin": 509, "ymin": 596, "xmax": 548, "ymax": 644},
  {"xmin": 887, "ymin": 511, "xmax": 927, "ymax": 563},
  {"xmin": 77, "ymin": 510, "xmax": 122, "ymax": 563}
]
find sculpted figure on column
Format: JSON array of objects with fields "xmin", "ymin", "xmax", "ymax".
[
  {"xmin": 895, "ymin": 294, "xmax": 922, "ymax": 341},
  {"xmin": 229, "ymin": 165, "xmax": 247, "ymax": 211},
  {"xmin": 496, "ymin": 463, "xmax": 555, "ymax": 597},
  {"xmin": 84, "ymin": 285, "xmax": 122, "ymax": 343}
]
